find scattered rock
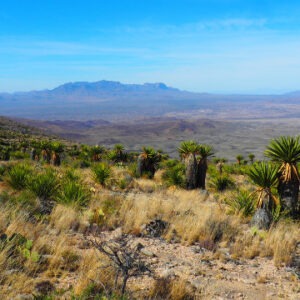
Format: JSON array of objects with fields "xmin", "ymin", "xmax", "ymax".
[
  {"xmin": 140, "ymin": 248, "xmax": 156, "ymax": 257},
  {"xmin": 160, "ymin": 268, "xmax": 175, "ymax": 279}
]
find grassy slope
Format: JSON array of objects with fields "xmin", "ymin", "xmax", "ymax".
[
  {"xmin": 0, "ymin": 165, "xmax": 299, "ymax": 299},
  {"xmin": 0, "ymin": 118, "xmax": 299, "ymax": 299}
]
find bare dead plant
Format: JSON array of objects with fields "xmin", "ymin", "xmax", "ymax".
[{"xmin": 88, "ymin": 234, "xmax": 151, "ymax": 296}]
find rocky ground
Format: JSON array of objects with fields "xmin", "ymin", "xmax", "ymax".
[{"xmin": 69, "ymin": 228, "xmax": 300, "ymax": 300}]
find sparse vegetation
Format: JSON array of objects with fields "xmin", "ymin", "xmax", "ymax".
[{"xmin": 0, "ymin": 120, "xmax": 299, "ymax": 299}]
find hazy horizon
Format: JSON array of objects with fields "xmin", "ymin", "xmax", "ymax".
[{"xmin": 1, "ymin": 80, "xmax": 299, "ymax": 96}]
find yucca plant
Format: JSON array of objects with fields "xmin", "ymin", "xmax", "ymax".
[
  {"xmin": 197, "ymin": 144, "xmax": 214, "ymax": 189},
  {"xmin": 90, "ymin": 145, "xmax": 105, "ymax": 162},
  {"xmin": 107, "ymin": 144, "xmax": 128, "ymax": 163},
  {"xmin": 265, "ymin": 136, "xmax": 300, "ymax": 215},
  {"xmin": 236, "ymin": 154, "xmax": 244, "ymax": 165},
  {"xmin": 225, "ymin": 190, "xmax": 255, "ymax": 217},
  {"xmin": 248, "ymin": 153, "xmax": 255, "ymax": 164},
  {"xmin": 50, "ymin": 141, "xmax": 64, "ymax": 166},
  {"xmin": 7, "ymin": 163, "xmax": 32, "ymax": 190},
  {"xmin": 93, "ymin": 163, "xmax": 111, "ymax": 186},
  {"xmin": 136, "ymin": 146, "xmax": 162, "ymax": 178},
  {"xmin": 248, "ymin": 161, "xmax": 279, "ymax": 210},
  {"xmin": 178, "ymin": 141, "xmax": 200, "ymax": 189}
]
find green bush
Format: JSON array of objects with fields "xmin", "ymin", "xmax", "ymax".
[
  {"xmin": 93, "ymin": 163, "xmax": 111, "ymax": 185},
  {"xmin": 210, "ymin": 175, "xmax": 235, "ymax": 191},
  {"xmin": 56, "ymin": 180, "xmax": 90, "ymax": 208},
  {"xmin": 7, "ymin": 163, "xmax": 32, "ymax": 190},
  {"xmin": 162, "ymin": 161, "xmax": 185, "ymax": 187},
  {"xmin": 224, "ymin": 190, "xmax": 255, "ymax": 217},
  {"xmin": 28, "ymin": 169, "xmax": 59, "ymax": 199},
  {"xmin": 0, "ymin": 165, "xmax": 6, "ymax": 181},
  {"xmin": 10, "ymin": 151, "xmax": 29, "ymax": 160},
  {"xmin": 79, "ymin": 160, "xmax": 91, "ymax": 169},
  {"xmin": 127, "ymin": 162, "xmax": 139, "ymax": 178},
  {"xmin": 223, "ymin": 164, "xmax": 249, "ymax": 175},
  {"xmin": 64, "ymin": 168, "xmax": 81, "ymax": 181}
]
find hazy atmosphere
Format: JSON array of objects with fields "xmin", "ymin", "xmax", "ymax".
[{"xmin": 2, "ymin": 0, "xmax": 300, "ymax": 93}]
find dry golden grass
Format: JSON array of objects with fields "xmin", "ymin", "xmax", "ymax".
[
  {"xmin": 265, "ymin": 220, "xmax": 300, "ymax": 266},
  {"xmin": 0, "ymin": 161, "xmax": 299, "ymax": 298},
  {"xmin": 118, "ymin": 189, "xmax": 240, "ymax": 246},
  {"xmin": 149, "ymin": 277, "xmax": 196, "ymax": 300},
  {"xmin": 50, "ymin": 204, "xmax": 80, "ymax": 232},
  {"xmin": 74, "ymin": 248, "xmax": 114, "ymax": 295}
]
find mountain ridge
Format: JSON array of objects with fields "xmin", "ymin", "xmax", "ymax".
[{"xmin": 1, "ymin": 80, "xmax": 300, "ymax": 121}]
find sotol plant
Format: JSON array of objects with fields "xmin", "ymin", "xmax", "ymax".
[
  {"xmin": 93, "ymin": 163, "xmax": 112, "ymax": 186},
  {"xmin": 7, "ymin": 163, "xmax": 32, "ymax": 190},
  {"xmin": 56, "ymin": 180, "xmax": 90, "ymax": 208}
]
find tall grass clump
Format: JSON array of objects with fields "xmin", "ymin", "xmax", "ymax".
[
  {"xmin": 93, "ymin": 163, "xmax": 111, "ymax": 186},
  {"xmin": 7, "ymin": 163, "xmax": 32, "ymax": 190},
  {"xmin": 210, "ymin": 175, "xmax": 235, "ymax": 191},
  {"xmin": 56, "ymin": 180, "xmax": 90, "ymax": 208},
  {"xmin": 224, "ymin": 190, "xmax": 255, "ymax": 217},
  {"xmin": 28, "ymin": 168, "xmax": 59, "ymax": 200}
]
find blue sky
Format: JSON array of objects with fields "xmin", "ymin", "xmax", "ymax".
[{"xmin": 1, "ymin": 0, "xmax": 300, "ymax": 93}]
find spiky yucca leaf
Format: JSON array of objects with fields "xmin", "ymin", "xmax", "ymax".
[
  {"xmin": 178, "ymin": 141, "xmax": 201, "ymax": 158},
  {"xmin": 265, "ymin": 136, "xmax": 300, "ymax": 182},
  {"xmin": 141, "ymin": 146, "xmax": 161, "ymax": 162},
  {"xmin": 248, "ymin": 161, "xmax": 280, "ymax": 208},
  {"xmin": 198, "ymin": 144, "xmax": 214, "ymax": 158}
]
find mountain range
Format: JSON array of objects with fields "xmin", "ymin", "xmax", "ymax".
[{"xmin": 1, "ymin": 80, "xmax": 300, "ymax": 121}]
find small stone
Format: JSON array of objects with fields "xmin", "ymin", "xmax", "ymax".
[
  {"xmin": 160, "ymin": 268, "xmax": 175, "ymax": 279},
  {"xmin": 141, "ymin": 249, "xmax": 156, "ymax": 257}
]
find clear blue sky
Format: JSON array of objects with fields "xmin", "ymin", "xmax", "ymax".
[{"xmin": 1, "ymin": 0, "xmax": 300, "ymax": 93}]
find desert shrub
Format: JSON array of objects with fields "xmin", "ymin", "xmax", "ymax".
[
  {"xmin": 28, "ymin": 169, "xmax": 59, "ymax": 199},
  {"xmin": 127, "ymin": 162, "xmax": 139, "ymax": 178},
  {"xmin": 162, "ymin": 160, "xmax": 185, "ymax": 187},
  {"xmin": 93, "ymin": 163, "xmax": 111, "ymax": 186},
  {"xmin": 7, "ymin": 163, "xmax": 32, "ymax": 190},
  {"xmin": 63, "ymin": 168, "xmax": 81, "ymax": 181},
  {"xmin": 224, "ymin": 190, "xmax": 255, "ymax": 217},
  {"xmin": 223, "ymin": 164, "xmax": 249, "ymax": 175},
  {"xmin": 56, "ymin": 180, "xmax": 90, "ymax": 208},
  {"xmin": 0, "ymin": 165, "xmax": 6, "ymax": 180},
  {"xmin": 79, "ymin": 160, "xmax": 91, "ymax": 169},
  {"xmin": 10, "ymin": 151, "xmax": 29, "ymax": 160},
  {"xmin": 210, "ymin": 175, "xmax": 235, "ymax": 191}
]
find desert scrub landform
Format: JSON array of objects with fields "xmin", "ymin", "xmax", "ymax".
[{"xmin": 0, "ymin": 122, "xmax": 299, "ymax": 299}]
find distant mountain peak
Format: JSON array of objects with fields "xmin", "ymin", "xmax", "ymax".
[
  {"xmin": 51, "ymin": 80, "xmax": 176, "ymax": 93},
  {"xmin": 143, "ymin": 82, "xmax": 169, "ymax": 89}
]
